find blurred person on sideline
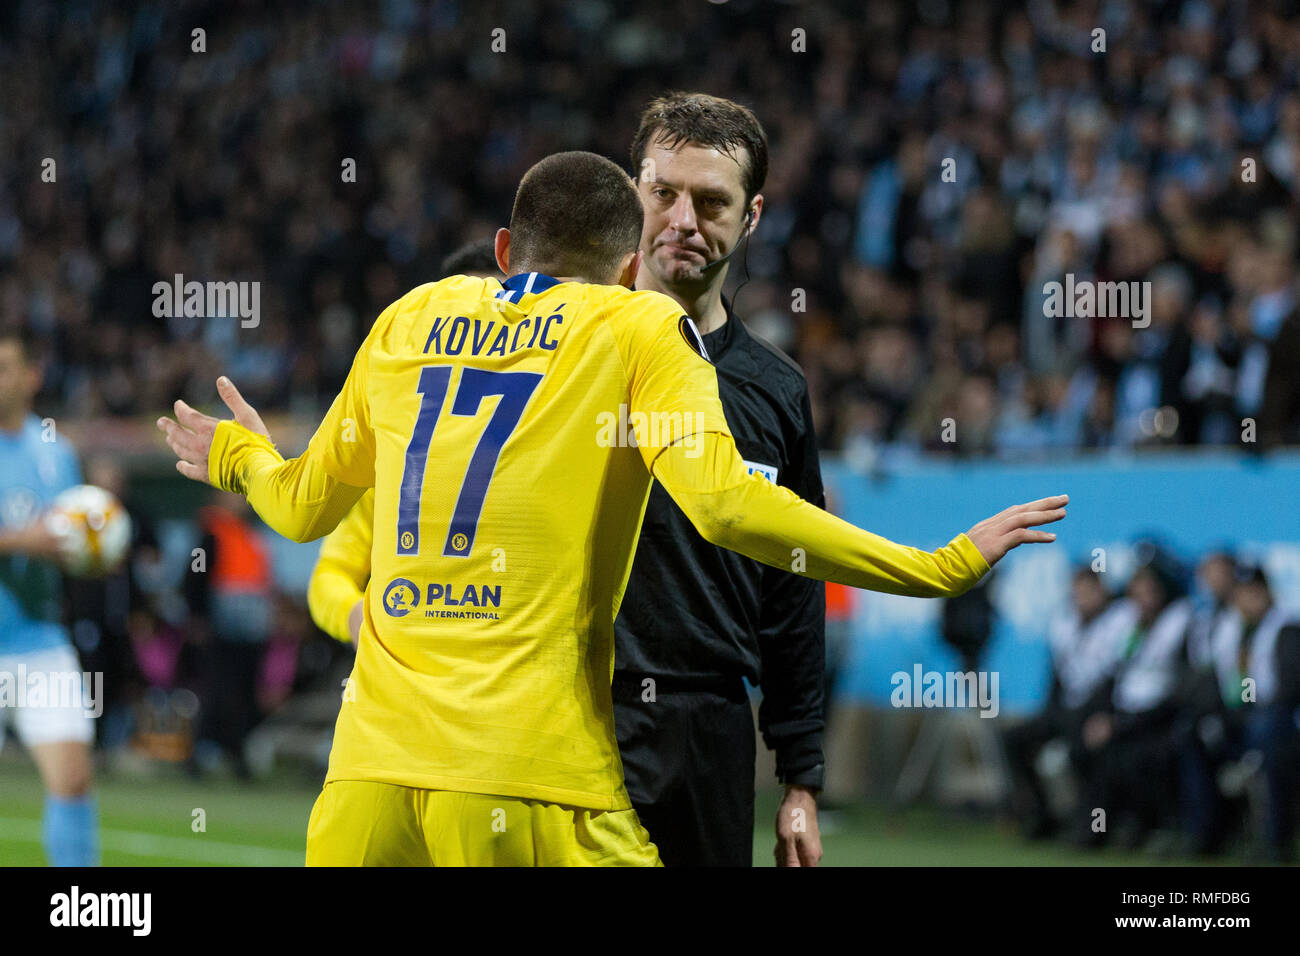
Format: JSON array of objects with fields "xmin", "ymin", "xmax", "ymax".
[
  {"xmin": 63, "ymin": 455, "xmax": 160, "ymax": 752},
  {"xmin": 184, "ymin": 488, "xmax": 273, "ymax": 779},
  {"xmin": 1072, "ymin": 543, "xmax": 1194, "ymax": 848},
  {"xmin": 1002, "ymin": 565, "xmax": 1134, "ymax": 838},
  {"xmin": 1177, "ymin": 562, "xmax": 1300, "ymax": 860}
]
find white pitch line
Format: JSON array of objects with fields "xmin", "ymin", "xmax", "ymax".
[{"xmin": 0, "ymin": 816, "xmax": 303, "ymax": 866}]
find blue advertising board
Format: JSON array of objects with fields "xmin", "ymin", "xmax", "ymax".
[{"xmin": 823, "ymin": 451, "xmax": 1300, "ymax": 715}]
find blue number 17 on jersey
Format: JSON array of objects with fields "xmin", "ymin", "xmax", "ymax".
[{"xmin": 397, "ymin": 365, "xmax": 542, "ymax": 558}]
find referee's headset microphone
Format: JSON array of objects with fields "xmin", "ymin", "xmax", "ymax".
[{"xmin": 698, "ymin": 207, "xmax": 755, "ymax": 273}]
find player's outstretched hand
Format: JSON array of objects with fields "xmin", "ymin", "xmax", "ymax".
[
  {"xmin": 964, "ymin": 494, "xmax": 1068, "ymax": 568},
  {"xmin": 156, "ymin": 377, "xmax": 270, "ymax": 485}
]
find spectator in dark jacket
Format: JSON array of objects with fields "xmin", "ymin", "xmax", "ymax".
[{"xmin": 183, "ymin": 490, "xmax": 273, "ymax": 779}]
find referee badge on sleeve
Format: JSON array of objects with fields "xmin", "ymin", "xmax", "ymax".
[{"xmin": 678, "ymin": 315, "xmax": 711, "ymax": 363}]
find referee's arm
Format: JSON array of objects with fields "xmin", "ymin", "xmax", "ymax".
[
  {"xmin": 756, "ymin": 386, "xmax": 827, "ymax": 866},
  {"xmin": 757, "ymin": 568, "xmax": 827, "ymax": 787},
  {"xmin": 757, "ymin": 385, "xmax": 827, "ymax": 792}
]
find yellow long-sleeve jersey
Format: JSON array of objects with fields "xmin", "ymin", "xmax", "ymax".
[
  {"xmin": 307, "ymin": 489, "xmax": 373, "ymax": 644},
  {"xmin": 207, "ymin": 272, "xmax": 989, "ymax": 810}
]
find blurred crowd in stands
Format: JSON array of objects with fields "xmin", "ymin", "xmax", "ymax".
[{"xmin": 3, "ymin": 0, "xmax": 1300, "ymax": 458}]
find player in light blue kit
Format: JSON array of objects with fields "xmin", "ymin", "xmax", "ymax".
[{"xmin": 0, "ymin": 328, "xmax": 99, "ymax": 866}]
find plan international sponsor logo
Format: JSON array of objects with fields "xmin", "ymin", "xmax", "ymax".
[{"xmin": 382, "ymin": 577, "xmax": 503, "ymax": 620}]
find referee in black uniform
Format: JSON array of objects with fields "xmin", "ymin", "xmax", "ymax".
[{"xmin": 614, "ymin": 93, "xmax": 826, "ymax": 866}]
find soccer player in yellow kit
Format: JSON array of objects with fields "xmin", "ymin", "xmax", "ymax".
[
  {"xmin": 308, "ymin": 239, "xmax": 501, "ymax": 647},
  {"xmin": 158, "ymin": 151, "xmax": 1067, "ymax": 866}
]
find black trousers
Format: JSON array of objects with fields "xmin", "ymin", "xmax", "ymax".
[
  {"xmin": 613, "ymin": 676, "xmax": 755, "ymax": 866},
  {"xmin": 1074, "ymin": 710, "xmax": 1179, "ymax": 845}
]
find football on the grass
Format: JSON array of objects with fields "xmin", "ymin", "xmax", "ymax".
[{"xmin": 44, "ymin": 484, "xmax": 132, "ymax": 578}]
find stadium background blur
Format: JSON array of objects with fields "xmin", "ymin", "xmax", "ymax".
[{"xmin": 2, "ymin": 0, "xmax": 1299, "ymax": 864}]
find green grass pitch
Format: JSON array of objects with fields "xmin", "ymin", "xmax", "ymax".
[{"xmin": 0, "ymin": 754, "xmax": 1219, "ymax": 866}]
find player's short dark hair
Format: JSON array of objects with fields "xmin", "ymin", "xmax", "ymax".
[
  {"xmin": 630, "ymin": 92, "xmax": 769, "ymax": 203},
  {"xmin": 440, "ymin": 238, "xmax": 499, "ymax": 278},
  {"xmin": 508, "ymin": 151, "xmax": 643, "ymax": 281},
  {"xmin": 0, "ymin": 323, "xmax": 39, "ymax": 364}
]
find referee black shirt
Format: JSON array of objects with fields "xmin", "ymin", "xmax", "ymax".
[{"xmin": 613, "ymin": 297, "xmax": 827, "ymax": 788}]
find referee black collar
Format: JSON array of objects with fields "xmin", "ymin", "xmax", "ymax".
[{"xmin": 702, "ymin": 295, "xmax": 756, "ymax": 376}]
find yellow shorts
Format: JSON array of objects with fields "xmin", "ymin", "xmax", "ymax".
[{"xmin": 305, "ymin": 780, "xmax": 662, "ymax": 867}]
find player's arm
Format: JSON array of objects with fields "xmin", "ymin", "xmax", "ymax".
[
  {"xmin": 159, "ymin": 372, "xmax": 371, "ymax": 543},
  {"xmin": 615, "ymin": 297, "xmax": 1065, "ymax": 595},
  {"xmin": 0, "ymin": 450, "xmax": 84, "ymax": 560},
  {"xmin": 0, "ymin": 522, "xmax": 64, "ymax": 559},
  {"xmin": 652, "ymin": 433, "xmax": 1064, "ymax": 594},
  {"xmin": 158, "ymin": 305, "xmax": 392, "ymax": 542},
  {"xmin": 307, "ymin": 490, "xmax": 373, "ymax": 644}
]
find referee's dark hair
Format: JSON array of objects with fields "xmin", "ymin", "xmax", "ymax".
[
  {"xmin": 440, "ymin": 238, "xmax": 499, "ymax": 278},
  {"xmin": 631, "ymin": 91, "xmax": 769, "ymax": 203},
  {"xmin": 507, "ymin": 151, "xmax": 643, "ymax": 282}
]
